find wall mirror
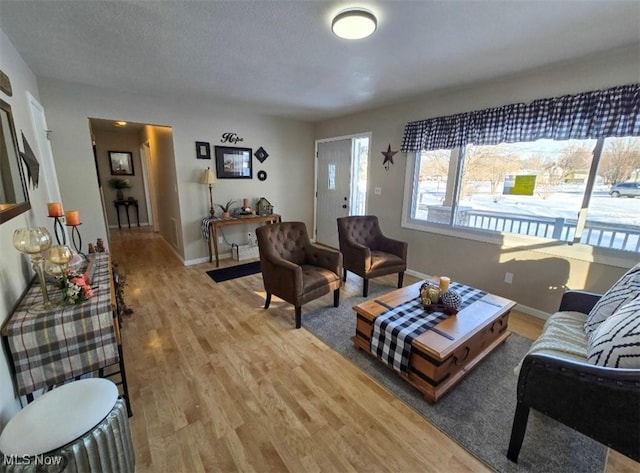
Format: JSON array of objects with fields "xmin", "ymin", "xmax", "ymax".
[{"xmin": 0, "ymin": 98, "xmax": 31, "ymax": 223}]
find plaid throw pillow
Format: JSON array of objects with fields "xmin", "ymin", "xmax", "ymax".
[
  {"xmin": 587, "ymin": 297, "xmax": 640, "ymax": 368},
  {"xmin": 584, "ymin": 263, "xmax": 640, "ymax": 338}
]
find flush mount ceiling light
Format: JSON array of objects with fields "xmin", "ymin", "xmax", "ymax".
[
  {"xmin": 331, "ymin": 8, "xmax": 377, "ymax": 40},
  {"xmin": 114, "ymin": 121, "xmax": 127, "ymax": 127}
]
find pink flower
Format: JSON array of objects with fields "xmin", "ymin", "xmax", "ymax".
[
  {"xmin": 83, "ymin": 287, "xmax": 95, "ymax": 299},
  {"xmin": 70, "ymin": 277, "xmax": 86, "ymax": 286}
]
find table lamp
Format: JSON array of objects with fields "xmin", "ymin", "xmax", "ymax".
[{"xmin": 200, "ymin": 167, "xmax": 217, "ymax": 217}]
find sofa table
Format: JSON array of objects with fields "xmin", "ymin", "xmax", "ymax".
[
  {"xmin": 201, "ymin": 214, "xmax": 281, "ymax": 266},
  {"xmin": 353, "ymin": 279, "xmax": 515, "ymax": 403},
  {"xmin": 1, "ymin": 253, "xmax": 132, "ymax": 416}
]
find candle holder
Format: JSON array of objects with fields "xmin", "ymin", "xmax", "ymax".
[
  {"xmin": 49, "ymin": 216, "xmax": 67, "ymax": 245},
  {"xmin": 45, "ymin": 245, "xmax": 73, "ymax": 304},
  {"xmin": 66, "ymin": 223, "xmax": 83, "ymax": 255},
  {"xmin": 13, "ymin": 227, "xmax": 54, "ymax": 313}
]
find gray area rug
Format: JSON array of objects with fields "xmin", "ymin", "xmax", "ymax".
[{"xmin": 303, "ymin": 283, "xmax": 607, "ymax": 473}]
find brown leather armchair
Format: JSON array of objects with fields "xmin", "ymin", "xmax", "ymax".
[
  {"xmin": 256, "ymin": 222, "xmax": 342, "ymax": 329},
  {"xmin": 337, "ymin": 216, "xmax": 408, "ymax": 297}
]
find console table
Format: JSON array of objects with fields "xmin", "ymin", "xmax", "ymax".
[
  {"xmin": 114, "ymin": 199, "xmax": 140, "ymax": 228},
  {"xmin": 201, "ymin": 214, "xmax": 281, "ymax": 266},
  {"xmin": 1, "ymin": 252, "xmax": 132, "ymax": 415}
]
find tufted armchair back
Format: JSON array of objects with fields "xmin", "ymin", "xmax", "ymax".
[
  {"xmin": 338, "ymin": 215, "xmax": 383, "ymax": 249},
  {"xmin": 257, "ymin": 221, "xmax": 310, "ymax": 266},
  {"xmin": 337, "ymin": 215, "xmax": 408, "ymax": 297}
]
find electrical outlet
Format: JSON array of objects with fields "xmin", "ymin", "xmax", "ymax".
[
  {"xmin": 374, "ymin": 187, "xmax": 382, "ymax": 195},
  {"xmin": 504, "ymin": 272, "xmax": 514, "ymax": 284},
  {"xmin": 218, "ymin": 235, "xmax": 224, "ymax": 244}
]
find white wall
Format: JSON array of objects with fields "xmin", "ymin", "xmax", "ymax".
[
  {"xmin": 37, "ymin": 79, "xmax": 316, "ymax": 262},
  {"xmin": 0, "ymin": 28, "xmax": 50, "ymax": 429},
  {"xmin": 314, "ymin": 45, "xmax": 640, "ymax": 314},
  {"xmin": 141, "ymin": 124, "xmax": 183, "ymax": 253}
]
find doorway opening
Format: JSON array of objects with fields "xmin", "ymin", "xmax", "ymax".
[{"xmin": 88, "ymin": 118, "xmax": 181, "ymax": 252}]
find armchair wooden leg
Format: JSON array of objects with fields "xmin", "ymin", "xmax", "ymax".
[
  {"xmin": 363, "ymin": 279, "xmax": 369, "ymax": 297},
  {"xmin": 264, "ymin": 293, "xmax": 272, "ymax": 309},
  {"xmin": 398, "ymin": 272, "xmax": 404, "ymax": 288},
  {"xmin": 343, "ymin": 268, "xmax": 347, "ymax": 282},
  {"xmin": 333, "ymin": 288, "xmax": 340, "ymax": 307},
  {"xmin": 507, "ymin": 402, "xmax": 530, "ymax": 463},
  {"xmin": 295, "ymin": 306, "xmax": 302, "ymax": 329}
]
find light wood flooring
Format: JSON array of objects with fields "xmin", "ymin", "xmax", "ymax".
[{"xmin": 111, "ymin": 228, "xmax": 638, "ymax": 473}]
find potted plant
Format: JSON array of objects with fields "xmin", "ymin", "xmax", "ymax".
[
  {"xmin": 108, "ymin": 177, "xmax": 131, "ymax": 201},
  {"xmin": 216, "ymin": 199, "xmax": 235, "ymax": 219}
]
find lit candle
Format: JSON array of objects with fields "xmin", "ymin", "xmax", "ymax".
[
  {"xmin": 439, "ymin": 276, "xmax": 450, "ymax": 291},
  {"xmin": 47, "ymin": 202, "xmax": 63, "ymax": 217},
  {"xmin": 65, "ymin": 210, "xmax": 80, "ymax": 226}
]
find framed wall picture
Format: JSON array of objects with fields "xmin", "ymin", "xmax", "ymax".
[
  {"xmin": 109, "ymin": 151, "xmax": 134, "ymax": 176},
  {"xmin": 215, "ymin": 146, "xmax": 252, "ymax": 179},
  {"xmin": 195, "ymin": 141, "xmax": 211, "ymax": 159}
]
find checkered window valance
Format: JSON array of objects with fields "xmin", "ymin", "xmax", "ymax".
[{"xmin": 401, "ymin": 83, "xmax": 640, "ymax": 152}]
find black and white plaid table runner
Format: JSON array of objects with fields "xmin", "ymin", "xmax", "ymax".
[
  {"xmin": 370, "ymin": 282, "xmax": 487, "ymax": 373},
  {"xmin": 201, "ymin": 217, "xmax": 214, "ymax": 240}
]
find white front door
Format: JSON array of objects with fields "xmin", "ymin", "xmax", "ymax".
[{"xmin": 315, "ymin": 139, "xmax": 353, "ymax": 248}]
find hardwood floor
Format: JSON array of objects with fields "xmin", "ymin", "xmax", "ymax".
[{"xmin": 110, "ymin": 228, "xmax": 637, "ymax": 472}]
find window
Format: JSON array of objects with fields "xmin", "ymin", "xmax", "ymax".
[
  {"xmin": 350, "ymin": 136, "xmax": 369, "ymax": 215},
  {"xmin": 406, "ymin": 136, "xmax": 640, "ymax": 253},
  {"xmin": 401, "ymin": 84, "xmax": 640, "ymax": 254}
]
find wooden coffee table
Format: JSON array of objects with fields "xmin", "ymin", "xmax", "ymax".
[{"xmin": 352, "ymin": 279, "xmax": 516, "ymax": 403}]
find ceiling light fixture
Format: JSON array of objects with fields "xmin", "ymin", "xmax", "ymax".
[
  {"xmin": 331, "ymin": 8, "xmax": 377, "ymax": 40},
  {"xmin": 114, "ymin": 121, "xmax": 127, "ymax": 127}
]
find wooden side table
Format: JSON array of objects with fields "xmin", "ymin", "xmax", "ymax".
[
  {"xmin": 201, "ymin": 214, "xmax": 281, "ymax": 266},
  {"xmin": 114, "ymin": 199, "xmax": 140, "ymax": 228}
]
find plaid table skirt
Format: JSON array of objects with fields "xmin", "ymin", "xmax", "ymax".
[
  {"xmin": 3, "ymin": 253, "xmax": 119, "ymax": 395},
  {"xmin": 371, "ymin": 282, "xmax": 487, "ymax": 373}
]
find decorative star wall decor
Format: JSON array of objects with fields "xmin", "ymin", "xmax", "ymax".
[{"xmin": 381, "ymin": 144, "xmax": 398, "ymax": 171}]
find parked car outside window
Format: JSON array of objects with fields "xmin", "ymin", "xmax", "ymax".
[{"xmin": 609, "ymin": 182, "xmax": 640, "ymax": 198}]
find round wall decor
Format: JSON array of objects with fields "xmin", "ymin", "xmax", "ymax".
[{"xmin": 257, "ymin": 170, "xmax": 267, "ymax": 181}]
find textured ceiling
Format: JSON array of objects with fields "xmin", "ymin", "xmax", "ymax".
[{"xmin": 1, "ymin": 1, "xmax": 639, "ymax": 121}]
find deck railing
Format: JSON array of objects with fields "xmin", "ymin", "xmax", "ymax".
[{"xmin": 461, "ymin": 209, "xmax": 640, "ymax": 252}]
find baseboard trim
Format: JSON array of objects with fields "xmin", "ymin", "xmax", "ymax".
[
  {"xmin": 157, "ymin": 235, "xmax": 185, "ymax": 265},
  {"xmin": 514, "ymin": 303, "xmax": 550, "ymax": 321},
  {"xmin": 185, "ymin": 251, "xmax": 232, "ymax": 266}
]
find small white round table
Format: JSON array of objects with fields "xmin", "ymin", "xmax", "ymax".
[{"xmin": 0, "ymin": 378, "xmax": 134, "ymax": 472}]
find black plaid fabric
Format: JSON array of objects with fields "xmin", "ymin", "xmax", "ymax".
[
  {"xmin": 201, "ymin": 217, "xmax": 214, "ymax": 240},
  {"xmin": 401, "ymin": 83, "xmax": 640, "ymax": 152},
  {"xmin": 370, "ymin": 282, "xmax": 487, "ymax": 373},
  {"xmin": 4, "ymin": 253, "xmax": 118, "ymax": 395}
]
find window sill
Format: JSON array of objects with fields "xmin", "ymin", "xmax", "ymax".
[{"xmin": 401, "ymin": 219, "xmax": 634, "ymax": 269}]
